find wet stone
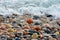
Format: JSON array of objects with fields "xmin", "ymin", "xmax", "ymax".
[
  {"xmin": 0, "ymin": 14, "xmax": 59, "ymax": 40},
  {"xmin": 15, "ymin": 37, "xmax": 21, "ymax": 40},
  {"xmin": 46, "ymin": 14, "xmax": 53, "ymax": 17},
  {"xmin": 44, "ymin": 29, "xmax": 51, "ymax": 34},
  {"xmin": 29, "ymin": 30, "xmax": 39, "ymax": 35},
  {"xmin": 57, "ymin": 34, "xmax": 60, "ymax": 38},
  {"xmin": 32, "ymin": 33, "xmax": 38, "ymax": 39},
  {"xmin": 34, "ymin": 22, "xmax": 40, "ymax": 25},
  {"xmin": 7, "ymin": 38, "xmax": 13, "ymax": 40},
  {"xmin": 44, "ymin": 36, "xmax": 50, "ymax": 40},
  {"xmin": 56, "ymin": 22, "xmax": 60, "ymax": 26},
  {"xmin": 51, "ymin": 34, "xmax": 57, "ymax": 38},
  {"xmin": 33, "ymin": 15, "xmax": 40, "ymax": 20}
]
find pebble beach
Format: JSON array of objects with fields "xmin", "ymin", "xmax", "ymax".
[
  {"xmin": 0, "ymin": 0, "xmax": 60, "ymax": 40},
  {"xmin": 0, "ymin": 13, "xmax": 59, "ymax": 40}
]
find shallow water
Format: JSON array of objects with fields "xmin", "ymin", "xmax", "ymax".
[{"xmin": 0, "ymin": 0, "xmax": 60, "ymax": 18}]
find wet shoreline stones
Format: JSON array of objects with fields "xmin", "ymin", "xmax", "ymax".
[{"xmin": 0, "ymin": 13, "xmax": 59, "ymax": 40}]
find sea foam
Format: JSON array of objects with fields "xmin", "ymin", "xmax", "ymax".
[{"xmin": 0, "ymin": 0, "xmax": 60, "ymax": 18}]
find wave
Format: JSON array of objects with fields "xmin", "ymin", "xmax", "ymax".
[{"xmin": 0, "ymin": 0, "xmax": 60, "ymax": 18}]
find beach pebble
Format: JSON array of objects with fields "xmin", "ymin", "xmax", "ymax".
[
  {"xmin": 7, "ymin": 28, "xmax": 16, "ymax": 32},
  {"xmin": 26, "ymin": 18, "xmax": 33, "ymax": 24},
  {"xmin": 33, "ymin": 15, "xmax": 40, "ymax": 19},
  {"xmin": 31, "ymin": 39, "xmax": 38, "ymax": 40},
  {"xmin": 46, "ymin": 14, "xmax": 53, "ymax": 17},
  {"xmin": 32, "ymin": 33, "xmax": 38, "ymax": 39},
  {"xmin": 6, "ymin": 32, "xmax": 15, "ymax": 38},
  {"xmin": 15, "ymin": 37, "xmax": 21, "ymax": 40},
  {"xmin": 7, "ymin": 38, "xmax": 12, "ymax": 40},
  {"xmin": 3, "ymin": 23, "xmax": 13, "ymax": 28},
  {"xmin": 29, "ymin": 30, "xmax": 39, "ymax": 35},
  {"xmin": 44, "ymin": 29, "xmax": 51, "ymax": 34},
  {"xmin": 39, "ymin": 34, "xmax": 44, "ymax": 38},
  {"xmin": 33, "ymin": 26, "xmax": 41, "ymax": 31},
  {"xmin": 0, "ymin": 14, "xmax": 59, "ymax": 40},
  {"xmin": 51, "ymin": 34, "xmax": 57, "ymax": 38},
  {"xmin": 34, "ymin": 22, "xmax": 40, "ymax": 25},
  {"xmin": 55, "ymin": 32, "xmax": 59, "ymax": 35},
  {"xmin": 49, "ymin": 38, "xmax": 57, "ymax": 40},
  {"xmin": 23, "ymin": 25, "xmax": 30, "ymax": 29}
]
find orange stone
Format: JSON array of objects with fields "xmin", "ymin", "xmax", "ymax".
[
  {"xmin": 33, "ymin": 26, "xmax": 41, "ymax": 31},
  {"xmin": 26, "ymin": 18, "xmax": 33, "ymax": 24}
]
